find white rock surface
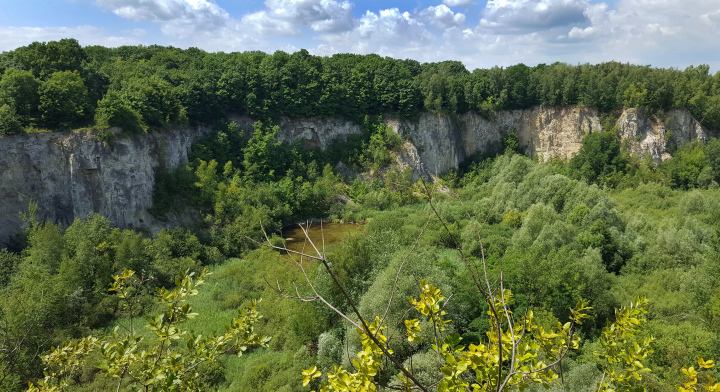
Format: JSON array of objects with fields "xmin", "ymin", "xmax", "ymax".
[{"xmin": 0, "ymin": 127, "xmax": 210, "ymax": 246}]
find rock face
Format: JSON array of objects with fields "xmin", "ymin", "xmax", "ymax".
[
  {"xmin": 386, "ymin": 107, "xmax": 714, "ymax": 178},
  {"xmin": 0, "ymin": 107, "xmax": 715, "ymax": 246},
  {"xmin": 0, "ymin": 127, "xmax": 210, "ymax": 246},
  {"xmin": 228, "ymin": 114, "xmax": 363, "ymax": 149},
  {"xmin": 617, "ymin": 108, "xmax": 715, "ymax": 163}
]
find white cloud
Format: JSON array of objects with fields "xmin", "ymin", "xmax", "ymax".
[
  {"xmin": 97, "ymin": 0, "xmax": 227, "ymax": 23},
  {"xmin": 700, "ymin": 9, "xmax": 720, "ymax": 26},
  {"xmin": 0, "ymin": 26, "xmax": 142, "ymax": 52},
  {"xmin": 480, "ymin": 0, "xmax": 590, "ymax": 34},
  {"xmin": 96, "ymin": 0, "xmax": 263, "ymax": 47},
  {"xmin": 242, "ymin": 0, "xmax": 356, "ymax": 36},
  {"xmin": 314, "ymin": 8, "xmax": 437, "ymax": 58},
  {"xmin": 97, "ymin": 0, "xmax": 232, "ymax": 39},
  {"xmin": 47, "ymin": 0, "xmax": 715, "ymax": 72},
  {"xmin": 417, "ymin": 5, "xmax": 466, "ymax": 29},
  {"xmin": 443, "ymin": 0, "xmax": 474, "ymax": 6}
]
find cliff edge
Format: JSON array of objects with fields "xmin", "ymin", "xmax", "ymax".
[{"xmin": 0, "ymin": 107, "xmax": 715, "ymax": 246}]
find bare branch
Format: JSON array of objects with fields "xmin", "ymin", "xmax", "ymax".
[{"xmin": 378, "ymin": 217, "xmax": 431, "ymax": 333}]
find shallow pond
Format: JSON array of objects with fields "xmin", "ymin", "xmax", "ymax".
[{"xmin": 280, "ymin": 221, "xmax": 362, "ymax": 257}]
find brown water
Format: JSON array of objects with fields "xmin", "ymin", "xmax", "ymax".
[{"xmin": 280, "ymin": 221, "xmax": 362, "ymax": 258}]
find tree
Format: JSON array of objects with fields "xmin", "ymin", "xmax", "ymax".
[
  {"xmin": 94, "ymin": 90, "xmax": 145, "ymax": 134},
  {"xmin": 622, "ymin": 82, "xmax": 649, "ymax": 108},
  {"xmin": 38, "ymin": 71, "xmax": 89, "ymax": 130},
  {"xmin": 119, "ymin": 75, "xmax": 186, "ymax": 128},
  {"xmin": 256, "ymin": 183, "xmax": 596, "ymax": 392},
  {"xmin": 258, "ymin": 180, "xmax": 716, "ymax": 392},
  {"xmin": 568, "ymin": 132, "xmax": 626, "ymax": 185},
  {"xmin": 0, "ymin": 104, "xmax": 24, "ymax": 136},
  {"xmin": 13, "ymin": 39, "xmax": 86, "ymax": 78},
  {"xmin": 243, "ymin": 122, "xmax": 283, "ymax": 182},
  {"xmin": 27, "ymin": 269, "xmax": 270, "ymax": 392},
  {"xmin": 0, "ymin": 68, "xmax": 40, "ymax": 125}
]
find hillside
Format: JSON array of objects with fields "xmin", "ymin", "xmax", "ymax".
[{"xmin": 2, "ymin": 41, "xmax": 720, "ymax": 392}]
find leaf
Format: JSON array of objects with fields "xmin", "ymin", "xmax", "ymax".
[
  {"xmin": 699, "ymin": 356, "xmax": 715, "ymax": 369},
  {"xmin": 302, "ymin": 366, "xmax": 321, "ymax": 386}
]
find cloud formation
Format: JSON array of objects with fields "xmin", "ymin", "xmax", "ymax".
[
  {"xmin": 242, "ymin": 0, "xmax": 356, "ymax": 36},
  {"xmin": 443, "ymin": 0, "xmax": 474, "ymax": 6},
  {"xmin": 96, "ymin": 0, "xmax": 231, "ymax": 37},
  {"xmin": 480, "ymin": 0, "xmax": 590, "ymax": 34},
  {"xmin": 417, "ymin": 5, "xmax": 466, "ymax": 29},
  {"xmin": 5, "ymin": 0, "xmax": 718, "ymax": 71},
  {"xmin": 314, "ymin": 8, "xmax": 436, "ymax": 58},
  {"xmin": 0, "ymin": 26, "xmax": 142, "ymax": 52}
]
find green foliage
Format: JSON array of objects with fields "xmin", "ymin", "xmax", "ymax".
[
  {"xmin": 0, "ymin": 210, "xmax": 227, "ymax": 391},
  {"xmin": 595, "ymin": 297, "xmax": 654, "ymax": 391},
  {"xmin": 623, "ymin": 82, "xmax": 650, "ymax": 108},
  {"xmin": 38, "ymin": 71, "xmax": 89, "ymax": 130},
  {"xmin": 0, "ymin": 104, "xmax": 24, "ymax": 136},
  {"xmin": 568, "ymin": 131, "xmax": 626, "ymax": 185},
  {"xmin": 665, "ymin": 142, "xmax": 707, "ymax": 189},
  {"xmin": 94, "ymin": 90, "xmax": 144, "ymax": 134},
  {"xmin": 188, "ymin": 120, "xmax": 245, "ymax": 166},
  {"xmin": 502, "ymin": 129, "xmax": 522, "ymax": 155},
  {"xmin": 365, "ymin": 123, "xmax": 402, "ymax": 171},
  {"xmin": 13, "ymin": 39, "xmax": 86, "ymax": 78},
  {"xmin": 305, "ymin": 284, "xmax": 591, "ymax": 392},
  {"xmin": 4, "ymin": 40, "xmax": 720, "ymax": 136},
  {"xmin": 243, "ymin": 122, "xmax": 283, "ymax": 182},
  {"xmin": 0, "ymin": 68, "xmax": 40, "ymax": 125},
  {"xmin": 27, "ymin": 269, "xmax": 270, "ymax": 392}
]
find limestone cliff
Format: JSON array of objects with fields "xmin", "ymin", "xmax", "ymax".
[
  {"xmin": 0, "ymin": 127, "xmax": 210, "ymax": 246},
  {"xmin": 0, "ymin": 107, "xmax": 715, "ymax": 246},
  {"xmin": 386, "ymin": 107, "xmax": 714, "ymax": 177}
]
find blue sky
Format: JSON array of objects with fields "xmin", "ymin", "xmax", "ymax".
[{"xmin": 0, "ymin": 0, "xmax": 718, "ymax": 71}]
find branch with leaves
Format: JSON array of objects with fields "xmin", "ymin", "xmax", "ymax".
[{"xmin": 27, "ymin": 269, "xmax": 270, "ymax": 392}]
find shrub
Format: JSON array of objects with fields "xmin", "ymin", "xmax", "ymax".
[
  {"xmin": 0, "ymin": 104, "xmax": 24, "ymax": 136},
  {"xmin": 94, "ymin": 90, "xmax": 145, "ymax": 134}
]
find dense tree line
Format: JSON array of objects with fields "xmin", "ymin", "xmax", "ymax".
[{"xmin": 2, "ymin": 39, "xmax": 720, "ymax": 136}]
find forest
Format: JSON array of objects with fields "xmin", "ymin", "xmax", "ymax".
[
  {"xmin": 1, "ymin": 40, "xmax": 720, "ymax": 392},
  {"xmin": 1, "ymin": 39, "xmax": 720, "ymax": 137}
]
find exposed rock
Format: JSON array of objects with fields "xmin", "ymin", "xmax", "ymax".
[
  {"xmin": 0, "ymin": 126, "xmax": 210, "ymax": 246},
  {"xmin": 387, "ymin": 107, "xmax": 711, "ymax": 177},
  {"xmin": 0, "ymin": 107, "xmax": 715, "ymax": 246},
  {"xmin": 228, "ymin": 114, "xmax": 363, "ymax": 149},
  {"xmin": 277, "ymin": 117, "xmax": 362, "ymax": 148},
  {"xmin": 617, "ymin": 108, "xmax": 715, "ymax": 163}
]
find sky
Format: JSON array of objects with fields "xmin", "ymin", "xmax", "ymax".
[{"xmin": 1, "ymin": 0, "xmax": 719, "ymax": 71}]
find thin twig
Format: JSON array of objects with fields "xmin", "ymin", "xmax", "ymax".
[{"xmin": 378, "ymin": 217, "xmax": 431, "ymax": 333}]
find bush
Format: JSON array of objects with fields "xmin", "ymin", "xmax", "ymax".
[
  {"xmin": 568, "ymin": 131, "xmax": 626, "ymax": 185},
  {"xmin": 679, "ymin": 190, "xmax": 706, "ymax": 214},
  {"xmin": 0, "ymin": 104, "xmax": 24, "ymax": 136},
  {"xmin": 94, "ymin": 90, "xmax": 145, "ymax": 134}
]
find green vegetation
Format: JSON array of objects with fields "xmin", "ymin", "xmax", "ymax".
[
  {"xmin": 28, "ymin": 269, "xmax": 269, "ymax": 392},
  {"xmin": 2, "ymin": 126, "xmax": 720, "ymax": 391},
  {"xmin": 2, "ymin": 39, "xmax": 720, "ymax": 391},
  {"xmin": 2, "ymin": 40, "xmax": 720, "ymax": 136}
]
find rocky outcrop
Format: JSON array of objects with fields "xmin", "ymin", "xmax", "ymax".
[
  {"xmin": 0, "ymin": 107, "xmax": 715, "ymax": 246},
  {"xmin": 617, "ymin": 108, "xmax": 714, "ymax": 163},
  {"xmin": 228, "ymin": 114, "xmax": 363, "ymax": 149},
  {"xmin": 0, "ymin": 127, "xmax": 210, "ymax": 246},
  {"xmin": 386, "ymin": 107, "xmax": 713, "ymax": 177}
]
